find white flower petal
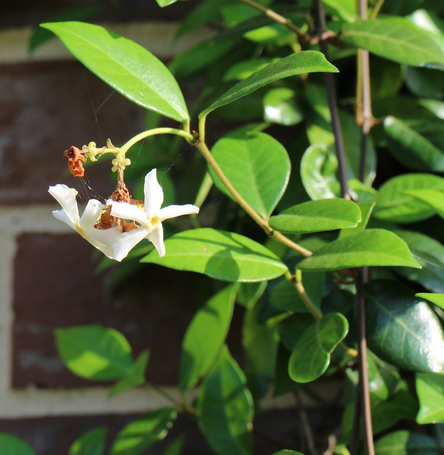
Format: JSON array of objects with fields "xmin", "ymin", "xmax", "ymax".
[
  {"xmin": 144, "ymin": 169, "xmax": 163, "ymax": 217},
  {"xmin": 109, "ymin": 200, "xmax": 150, "ymax": 227},
  {"xmin": 52, "ymin": 208, "xmax": 76, "ymax": 231},
  {"xmin": 108, "ymin": 227, "xmax": 150, "ymax": 262},
  {"xmin": 80, "ymin": 199, "xmax": 105, "ymax": 228},
  {"xmin": 83, "ymin": 226, "xmax": 122, "ymax": 258},
  {"xmin": 49, "ymin": 184, "xmax": 80, "ymax": 226},
  {"xmin": 158, "ymin": 204, "xmax": 200, "ymax": 221},
  {"xmin": 147, "ymin": 225, "xmax": 165, "ymax": 257}
]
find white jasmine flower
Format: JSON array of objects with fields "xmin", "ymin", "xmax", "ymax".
[
  {"xmin": 49, "ymin": 184, "xmax": 147, "ymax": 262},
  {"xmin": 108, "ymin": 169, "xmax": 199, "ymax": 257}
]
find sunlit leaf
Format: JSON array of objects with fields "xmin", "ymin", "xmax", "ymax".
[
  {"xmin": 416, "ymin": 293, "xmax": 444, "ymax": 310},
  {"xmin": 69, "ymin": 427, "xmax": 108, "ymax": 455},
  {"xmin": 142, "ymin": 228, "xmax": 288, "ymax": 282},
  {"xmin": 110, "ymin": 408, "xmax": 177, "ymax": 455},
  {"xmin": 416, "ymin": 372, "xmax": 444, "ymax": 424},
  {"xmin": 199, "ymin": 51, "xmax": 338, "ymax": 118},
  {"xmin": 55, "ymin": 326, "xmax": 132, "ymax": 381},
  {"xmin": 341, "ymin": 18, "xmax": 444, "ymax": 69},
  {"xmin": 209, "ymin": 128, "xmax": 291, "ymax": 218},
  {"xmin": 297, "ymin": 229, "xmax": 421, "ymax": 271},
  {"xmin": 0, "ymin": 434, "xmax": 37, "ymax": 455},
  {"xmin": 41, "ymin": 22, "xmax": 189, "ymax": 123},
  {"xmin": 263, "ymin": 87, "xmax": 303, "ymax": 125},
  {"xmin": 269, "ymin": 199, "xmax": 361, "ymax": 234}
]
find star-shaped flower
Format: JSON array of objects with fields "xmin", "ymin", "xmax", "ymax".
[
  {"xmin": 108, "ymin": 169, "xmax": 199, "ymax": 257},
  {"xmin": 48, "ymin": 184, "xmax": 147, "ymax": 261}
]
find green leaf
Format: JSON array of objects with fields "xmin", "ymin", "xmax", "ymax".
[
  {"xmin": 224, "ymin": 58, "xmax": 277, "ymax": 82},
  {"xmin": 384, "ymin": 116, "xmax": 444, "ymax": 171},
  {"xmin": 161, "ymin": 434, "xmax": 187, "ymax": 455},
  {"xmin": 273, "ymin": 451, "xmax": 304, "ymax": 455},
  {"xmin": 40, "ymin": 22, "xmax": 189, "ymax": 124},
  {"xmin": 374, "ymin": 430, "xmax": 440, "ymax": 455},
  {"xmin": 297, "ymin": 229, "xmax": 421, "ymax": 272},
  {"xmin": 416, "ymin": 372, "xmax": 444, "ymax": 424},
  {"xmin": 269, "ymin": 199, "xmax": 361, "ymax": 234},
  {"xmin": 198, "ymin": 347, "xmax": 253, "ymax": 455},
  {"xmin": 365, "ymin": 280, "xmax": 444, "ymax": 373},
  {"xmin": 300, "ymin": 144, "xmax": 340, "ymax": 200},
  {"xmin": 142, "ymin": 228, "xmax": 288, "ymax": 282},
  {"xmin": 179, "ymin": 285, "xmax": 236, "ymax": 390},
  {"xmin": 367, "ymin": 350, "xmax": 401, "ymax": 401},
  {"xmin": 263, "ymin": 87, "xmax": 304, "ymax": 126},
  {"xmin": 109, "ymin": 350, "xmax": 150, "ymax": 397},
  {"xmin": 392, "ymin": 230, "xmax": 444, "ymax": 293},
  {"xmin": 416, "ymin": 293, "xmax": 444, "ymax": 310},
  {"xmin": 69, "ymin": 427, "xmax": 108, "ymax": 455},
  {"xmin": 209, "ymin": 128, "xmax": 291, "ymax": 218},
  {"xmin": 199, "ymin": 51, "xmax": 338, "ymax": 118},
  {"xmin": 55, "ymin": 326, "xmax": 132, "ymax": 381},
  {"xmin": 373, "ymin": 173, "xmax": 444, "ymax": 223},
  {"xmin": 156, "ymin": 0, "xmax": 180, "ymax": 6},
  {"xmin": 0, "ymin": 434, "xmax": 37, "ymax": 455},
  {"xmin": 110, "ymin": 408, "xmax": 177, "ymax": 455},
  {"xmin": 406, "ymin": 66, "xmax": 444, "ymax": 100},
  {"xmin": 339, "ymin": 201, "xmax": 375, "ymax": 238},
  {"xmin": 288, "ymin": 312, "xmax": 348, "ymax": 383},
  {"xmin": 403, "ymin": 188, "xmax": 444, "ymax": 218},
  {"xmin": 340, "ymin": 18, "xmax": 444, "ymax": 69}
]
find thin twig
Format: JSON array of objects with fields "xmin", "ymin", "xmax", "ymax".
[
  {"xmin": 370, "ymin": 0, "xmax": 385, "ymax": 19},
  {"xmin": 355, "ymin": 270, "xmax": 375, "ymax": 455},
  {"xmin": 312, "ymin": 0, "xmax": 349, "ymax": 199}
]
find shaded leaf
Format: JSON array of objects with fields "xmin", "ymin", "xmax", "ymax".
[
  {"xmin": 269, "ymin": 199, "xmax": 361, "ymax": 234},
  {"xmin": 340, "ymin": 18, "xmax": 444, "ymax": 69},
  {"xmin": 198, "ymin": 347, "xmax": 253, "ymax": 455},
  {"xmin": 41, "ymin": 22, "xmax": 189, "ymax": 123},
  {"xmin": 375, "ymin": 430, "xmax": 440, "ymax": 455},
  {"xmin": 297, "ymin": 229, "xmax": 420, "ymax": 272},
  {"xmin": 373, "ymin": 173, "xmax": 444, "ymax": 223},
  {"xmin": 209, "ymin": 128, "xmax": 291, "ymax": 218},
  {"xmin": 263, "ymin": 87, "xmax": 303, "ymax": 126},
  {"xmin": 55, "ymin": 326, "xmax": 132, "ymax": 381},
  {"xmin": 199, "ymin": 51, "xmax": 338, "ymax": 118},
  {"xmin": 142, "ymin": 228, "xmax": 288, "ymax": 282},
  {"xmin": 179, "ymin": 285, "xmax": 236, "ymax": 390},
  {"xmin": 69, "ymin": 427, "xmax": 108, "ymax": 455},
  {"xmin": 0, "ymin": 434, "xmax": 37, "ymax": 455},
  {"xmin": 384, "ymin": 116, "xmax": 444, "ymax": 171},
  {"xmin": 109, "ymin": 350, "xmax": 150, "ymax": 397},
  {"xmin": 110, "ymin": 408, "xmax": 177, "ymax": 455},
  {"xmin": 365, "ymin": 280, "xmax": 444, "ymax": 373},
  {"xmin": 288, "ymin": 312, "xmax": 348, "ymax": 383}
]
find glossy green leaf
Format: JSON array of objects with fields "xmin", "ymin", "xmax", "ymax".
[
  {"xmin": 55, "ymin": 326, "xmax": 132, "ymax": 381},
  {"xmin": 403, "ymin": 188, "xmax": 444, "ymax": 218},
  {"xmin": 365, "ymin": 280, "xmax": 444, "ymax": 373},
  {"xmin": 416, "ymin": 372, "xmax": 444, "ymax": 424},
  {"xmin": 367, "ymin": 350, "xmax": 400, "ymax": 401},
  {"xmin": 224, "ymin": 58, "xmax": 276, "ymax": 82},
  {"xmin": 340, "ymin": 18, "xmax": 444, "ymax": 69},
  {"xmin": 40, "ymin": 22, "xmax": 189, "ymax": 123},
  {"xmin": 416, "ymin": 293, "xmax": 444, "ymax": 310},
  {"xmin": 300, "ymin": 144, "xmax": 340, "ymax": 200},
  {"xmin": 199, "ymin": 51, "xmax": 338, "ymax": 118},
  {"xmin": 69, "ymin": 427, "xmax": 108, "ymax": 455},
  {"xmin": 0, "ymin": 434, "xmax": 37, "ymax": 455},
  {"xmin": 198, "ymin": 347, "xmax": 253, "ymax": 455},
  {"xmin": 339, "ymin": 201, "xmax": 375, "ymax": 238},
  {"xmin": 384, "ymin": 116, "xmax": 444, "ymax": 171},
  {"xmin": 209, "ymin": 128, "xmax": 291, "ymax": 218},
  {"xmin": 110, "ymin": 408, "xmax": 177, "ymax": 455},
  {"xmin": 179, "ymin": 285, "xmax": 236, "ymax": 390},
  {"xmin": 142, "ymin": 228, "xmax": 288, "ymax": 282},
  {"xmin": 288, "ymin": 312, "xmax": 348, "ymax": 383},
  {"xmin": 297, "ymin": 229, "xmax": 421, "ymax": 272},
  {"xmin": 269, "ymin": 199, "xmax": 361, "ymax": 234},
  {"xmin": 161, "ymin": 434, "xmax": 187, "ymax": 455},
  {"xmin": 109, "ymin": 350, "xmax": 149, "ymax": 397},
  {"xmin": 374, "ymin": 430, "xmax": 440, "ymax": 455},
  {"xmin": 156, "ymin": 0, "xmax": 180, "ymax": 6},
  {"xmin": 374, "ymin": 173, "xmax": 444, "ymax": 222},
  {"xmin": 263, "ymin": 87, "xmax": 303, "ymax": 126},
  {"xmin": 392, "ymin": 230, "xmax": 444, "ymax": 293}
]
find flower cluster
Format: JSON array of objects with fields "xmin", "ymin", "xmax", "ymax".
[{"xmin": 49, "ymin": 169, "xmax": 199, "ymax": 261}]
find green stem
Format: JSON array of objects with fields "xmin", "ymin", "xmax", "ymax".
[
  {"xmin": 194, "ymin": 139, "xmax": 312, "ymax": 257},
  {"xmin": 120, "ymin": 128, "xmax": 195, "ymax": 153},
  {"xmin": 147, "ymin": 382, "xmax": 197, "ymax": 414}
]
